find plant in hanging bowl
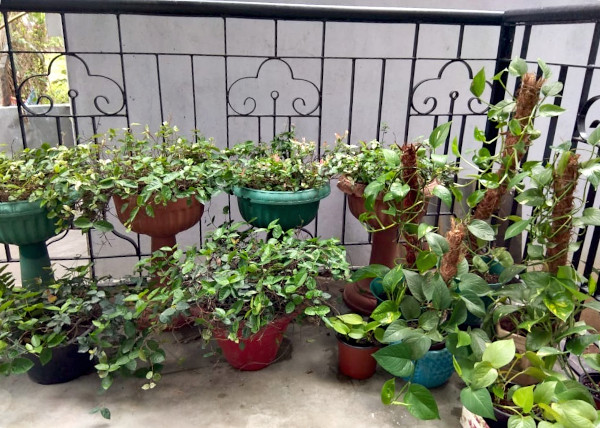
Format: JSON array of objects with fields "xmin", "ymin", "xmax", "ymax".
[
  {"xmin": 142, "ymin": 220, "xmax": 350, "ymax": 371},
  {"xmin": 0, "ymin": 144, "xmax": 107, "ymax": 288},
  {"xmin": 95, "ymin": 123, "xmax": 225, "ymax": 253},
  {"xmin": 328, "ymin": 125, "xmax": 460, "ymax": 314},
  {"xmin": 225, "ymin": 128, "xmax": 333, "ymax": 230}
]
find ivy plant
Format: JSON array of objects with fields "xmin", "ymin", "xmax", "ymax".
[
  {"xmin": 141, "ymin": 220, "xmax": 350, "ymax": 342},
  {"xmin": 225, "ymin": 128, "xmax": 333, "ymax": 192}
]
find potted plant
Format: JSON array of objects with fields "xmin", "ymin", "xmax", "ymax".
[
  {"xmin": 0, "ymin": 261, "xmax": 178, "ymax": 397},
  {"xmin": 347, "ymin": 257, "xmax": 466, "ymax": 419},
  {"xmin": 0, "ymin": 144, "xmax": 107, "ymax": 288},
  {"xmin": 323, "ymin": 311, "xmax": 386, "ymax": 380},
  {"xmin": 94, "ymin": 123, "xmax": 224, "ymax": 253},
  {"xmin": 0, "ymin": 264, "xmax": 99, "ymax": 384},
  {"xmin": 455, "ymin": 338, "xmax": 599, "ymax": 428},
  {"xmin": 225, "ymin": 128, "xmax": 333, "ymax": 231},
  {"xmin": 142, "ymin": 220, "xmax": 350, "ymax": 371},
  {"xmin": 329, "ymin": 125, "xmax": 459, "ymax": 314}
]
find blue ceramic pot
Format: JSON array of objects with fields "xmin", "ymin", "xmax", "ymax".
[{"xmin": 401, "ymin": 345, "xmax": 454, "ymax": 388}]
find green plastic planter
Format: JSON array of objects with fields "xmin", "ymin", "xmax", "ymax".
[
  {"xmin": 232, "ymin": 184, "xmax": 331, "ymax": 230},
  {"xmin": 0, "ymin": 200, "xmax": 57, "ymax": 289}
]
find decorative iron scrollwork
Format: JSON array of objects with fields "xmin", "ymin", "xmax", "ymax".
[
  {"xmin": 17, "ymin": 54, "xmax": 125, "ymax": 117},
  {"xmin": 411, "ymin": 59, "xmax": 491, "ymax": 116},
  {"xmin": 576, "ymin": 95, "xmax": 600, "ymax": 142},
  {"xmin": 227, "ymin": 58, "xmax": 320, "ymax": 117}
]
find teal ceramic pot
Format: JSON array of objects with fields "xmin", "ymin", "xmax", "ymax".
[
  {"xmin": 402, "ymin": 345, "xmax": 454, "ymax": 388},
  {"xmin": 0, "ymin": 200, "xmax": 56, "ymax": 245},
  {"xmin": 370, "ymin": 278, "xmax": 385, "ymax": 304},
  {"xmin": 232, "ymin": 184, "xmax": 331, "ymax": 230},
  {"xmin": 0, "ymin": 200, "xmax": 58, "ymax": 289}
]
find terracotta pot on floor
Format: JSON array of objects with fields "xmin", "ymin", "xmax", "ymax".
[
  {"xmin": 338, "ymin": 177, "xmax": 402, "ymax": 315},
  {"xmin": 336, "ymin": 335, "xmax": 379, "ymax": 380},
  {"xmin": 113, "ymin": 195, "xmax": 204, "ymax": 254}
]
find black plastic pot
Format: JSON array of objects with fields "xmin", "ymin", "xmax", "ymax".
[
  {"xmin": 25, "ymin": 344, "xmax": 95, "ymax": 385},
  {"xmin": 579, "ymin": 372, "xmax": 600, "ymax": 409},
  {"xmin": 483, "ymin": 406, "xmax": 511, "ymax": 428}
]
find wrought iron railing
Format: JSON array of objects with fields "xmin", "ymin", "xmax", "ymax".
[{"xmin": 0, "ymin": 1, "xmax": 599, "ymax": 281}]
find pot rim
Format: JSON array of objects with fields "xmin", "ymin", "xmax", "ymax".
[
  {"xmin": 336, "ymin": 333, "xmax": 380, "ymax": 349},
  {"xmin": 232, "ymin": 183, "xmax": 331, "ymax": 204}
]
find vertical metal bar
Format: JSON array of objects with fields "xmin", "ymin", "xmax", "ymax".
[
  {"xmin": 272, "ymin": 98, "xmax": 277, "ymax": 137},
  {"xmin": 484, "ymin": 23, "xmax": 516, "ymax": 154},
  {"xmin": 572, "ymin": 23, "xmax": 600, "ymax": 273},
  {"xmin": 449, "ymin": 115, "xmax": 467, "ymax": 216},
  {"xmin": 258, "ymin": 117, "xmax": 262, "ymax": 142},
  {"xmin": 91, "ymin": 116, "xmax": 97, "ymax": 137},
  {"xmin": 155, "ymin": 54, "xmax": 164, "ymax": 124},
  {"xmin": 223, "ymin": 17, "xmax": 232, "ymax": 222},
  {"xmin": 457, "ymin": 24, "xmax": 465, "ymax": 58},
  {"xmin": 4, "ymin": 11, "xmax": 27, "ymax": 148},
  {"xmin": 347, "ymin": 59, "xmax": 356, "ymax": 144},
  {"xmin": 341, "ymin": 59, "xmax": 356, "ymax": 245},
  {"xmin": 4, "ymin": 244, "xmax": 12, "ymax": 261},
  {"xmin": 317, "ymin": 20, "xmax": 326, "ymax": 159},
  {"xmin": 404, "ymin": 23, "xmax": 420, "ymax": 143},
  {"xmin": 60, "ymin": 12, "xmax": 80, "ymax": 143},
  {"xmin": 274, "ymin": 19, "xmax": 278, "ymax": 57},
  {"xmin": 116, "ymin": 14, "xmax": 131, "ymax": 128},
  {"xmin": 190, "ymin": 55, "xmax": 198, "ymax": 132},
  {"xmin": 542, "ymin": 65, "xmax": 568, "ymax": 162},
  {"xmin": 375, "ymin": 58, "xmax": 386, "ymax": 140},
  {"xmin": 56, "ymin": 117, "xmax": 64, "ymax": 146},
  {"xmin": 314, "ymin": 20, "xmax": 327, "ymax": 238}
]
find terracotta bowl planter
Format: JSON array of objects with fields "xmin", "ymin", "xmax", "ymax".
[
  {"xmin": 212, "ymin": 315, "xmax": 294, "ymax": 371},
  {"xmin": 337, "ymin": 177, "xmax": 401, "ymax": 315},
  {"xmin": 113, "ymin": 195, "xmax": 204, "ymax": 253},
  {"xmin": 0, "ymin": 200, "xmax": 58, "ymax": 289},
  {"xmin": 336, "ymin": 335, "xmax": 380, "ymax": 380}
]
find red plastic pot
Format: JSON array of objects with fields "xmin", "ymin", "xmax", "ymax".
[
  {"xmin": 213, "ymin": 316, "xmax": 294, "ymax": 371},
  {"xmin": 337, "ymin": 336, "xmax": 379, "ymax": 380}
]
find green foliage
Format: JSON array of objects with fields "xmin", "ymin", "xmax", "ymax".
[
  {"xmin": 327, "ymin": 129, "xmax": 460, "ymax": 232},
  {"xmin": 454, "ymin": 339, "xmax": 599, "ymax": 427},
  {"xmin": 225, "ymin": 128, "xmax": 332, "ymax": 191},
  {"xmin": 0, "ymin": 263, "xmax": 178, "ymax": 397},
  {"xmin": 142, "ymin": 220, "xmax": 350, "ymax": 342},
  {"xmin": 95, "ymin": 123, "xmax": 225, "ymax": 229}
]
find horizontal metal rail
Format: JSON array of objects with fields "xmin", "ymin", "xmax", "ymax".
[
  {"xmin": 0, "ymin": 0, "xmax": 504, "ymax": 24},
  {"xmin": 3, "ymin": 0, "xmax": 600, "ymax": 27}
]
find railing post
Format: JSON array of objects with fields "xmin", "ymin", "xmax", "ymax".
[{"xmin": 484, "ymin": 21, "xmax": 515, "ymax": 155}]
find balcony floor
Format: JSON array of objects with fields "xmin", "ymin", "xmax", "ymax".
[{"xmin": 0, "ymin": 280, "xmax": 463, "ymax": 428}]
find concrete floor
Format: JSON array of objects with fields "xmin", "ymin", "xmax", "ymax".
[{"xmin": 0, "ymin": 281, "xmax": 464, "ymax": 428}]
